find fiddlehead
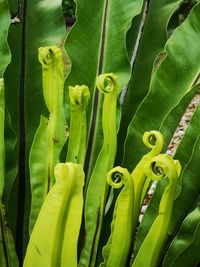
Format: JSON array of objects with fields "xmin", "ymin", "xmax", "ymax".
[
  {"xmin": 131, "ymin": 131, "xmax": 164, "ymax": 234},
  {"xmin": 143, "ymin": 130, "xmax": 164, "ymax": 156},
  {"xmin": 132, "ymin": 154, "xmax": 181, "ymax": 267},
  {"xmin": 29, "ymin": 46, "xmax": 66, "ymax": 234},
  {"xmin": 38, "ymin": 46, "xmax": 64, "ymax": 114},
  {"xmin": 96, "ymin": 73, "xmax": 120, "ymax": 94},
  {"xmin": 107, "ymin": 167, "xmax": 126, "ymax": 189},
  {"xmin": 145, "ymin": 154, "xmax": 181, "ymax": 214},
  {"xmin": 80, "ymin": 73, "xmax": 122, "ymax": 267},
  {"xmin": 100, "ymin": 167, "xmax": 134, "ymax": 267}
]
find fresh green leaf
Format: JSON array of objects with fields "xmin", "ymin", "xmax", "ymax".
[
  {"xmin": 29, "ymin": 46, "xmax": 67, "ymax": 234},
  {"xmin": 24, "ymin": 163, "xmax": 84, "ymax": 267},
  {"xmin": 65, "ymin": 0, "xmax": 144, "ymax": 179},
  {"xmin": 132, "ymin": 155, "xmax": 181, "ymax": 267}
]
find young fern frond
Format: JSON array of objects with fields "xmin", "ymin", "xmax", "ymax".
[
  {"xmin": 29, "ymin": 46, "xmax": 66, "ymax": 234},
  {"xmin": 79, "ymin": 73, "xmax": 121, "ymax": 267},
  {"xmin": 130, "ymin": 131, "xmax": 164, "ymax": 234},
  {"xmin": 132, "ymin": 155, "xmax": 181, "ymax": 267},
  {"xmin": 66, "ymin": 85, "xmax": 90, "ymax": 165},
  {"xmin": 24, "ymin": 163, "xmax": 84, "ymax": 267},
  {"xmin": 100, "ymin": 167, "xmax": 134, "ymax": 267}
]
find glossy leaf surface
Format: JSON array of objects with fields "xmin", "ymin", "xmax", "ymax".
[
  {"xmin": 134, "ymin": 103, "xmax": 200, "ymax": 260},
  {"xmin": 65, "ymin": 0, "xmax": 144, "ymax": 178},
  {"xmin": 29, "ymin": 46, "xmax": 67, "ymax": 234},
  {"xmin": 24, "ymin": 163, "xmax": 84, "ymax": 267},
  {"xmin": 0, "ymin": 0, "xmax": 10, "ymax": 77},
  {"xmin": 117, "ymin": 0, "xmax": 183, "ymax": 163},
  {"xmin": 4, "ymin": 0, "xmax": 67, "ymax": 258},
  {"xmin": 163, "ymin": 204, "xmax": 200, "ymax": 267},
  {"xmin": 123, "ymin": 3, "xmax": 200, "ymax": 171}
]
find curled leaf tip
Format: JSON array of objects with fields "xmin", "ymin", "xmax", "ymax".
[
  {"xmin": 107, "ymin": 166, "xmax": 130, "ymax": 189},
  {"xmin": 69, "ymin": 85, "xmax": 90, "ymax": 108},
  {"xmin": 96, "ymin": 73, "xmax": 120, "ymax": 94},
  {"xmin": 145, "ymin": 154, "xmax": 181, "ymax": 182},
  {"xmin": 38, "ymin": 46, "xmax": 62, "ymax": 67},
  {"xmin": 143, "ymin": 130, "xmax": 164, "ymax": 154}
]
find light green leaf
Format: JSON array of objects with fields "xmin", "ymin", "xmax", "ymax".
[
  {"xmin": 29, "ymin": 46, "xmax": 67, "ymax": 234},
  {"xmin": 132, "ymin": 155, "xmax": 181, "ymax": 267},
  {"xmin": 28, "ymin": 116, "xmax": 48, "ymax": 234},
  {"xmin": 65, "ymin": 0, "xmax": 144, "ymax": 179},
  {"xmin": 66, "ymin": 84, "xmax": 90, "ymax": 165},
  {"xmin": 100, "ymin": 167, "xmax": 134, "ymax": 267},
  {"xmin": 79, "ymin": 73, "xmax": 121, "ymax": 267},
  {"xmin": 23, "ymin": 163, "xmax": 84, "ymax": 267}
]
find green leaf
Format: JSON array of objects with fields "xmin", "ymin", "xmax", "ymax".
[
  {"xmin": 0, "ymin": 0, "xmax": 11, "ymax": 197},
  {"xmin": 0, "ymin": 0, "xmax": 11, "ymax": 77},
  {"xmin": 163, "ymin": 204, "xmax": 200, "ymax": 267},
  {"xmin": 167, "ymin": 103, "xmax": 200, "ymax": 239},
  {"xmin": 3, "ymin": 109, "xmax": 17, "ymax": 206},
  {"xmin": 4, "ymin": 0, "xmax": 67, "ymax": 259},
  {"xmin": 0, "ymin": 199, "xmax": 19, "ymax": 267},
  {"xmin": 134, "ymin": 101, "xmax": 200, "ymax": 261},
  {"xmin": 23, "ymin": 163, "xmax": 84, "ymax": 267},
  {"xmin": 123, "ymin": 3, "xmax": 200, "ymax": 171},
  {"xmin": 29, "ymin": 46, "xmax": 67, "ymax": 234},
  {"xmin": 169, "ymin": 137, "xmax": 200, "ymax": 236},
  {"xmin": 160, "ymin": 83, "xmax": 200, "ymax": 151},
  {"xmin": 117, "ymin": 0, "xmax": 183, "ymax": 164},
  {"xmin": 100, "ymin": 167, "xmax": 134, "ymax": 267},
  {"xmin": 0, "ymin": 80, "xmax": 5, "ymax": 197},
  {"xmin": 130, "ymin": 131, "xmax": 164, "ymax": 235},
  {"xmin": 65, "ymin": 0, "xmax": 144, "ymax": 178},
  {"xmin": 66, "ymin": 85, "xmax": 90, "ymax": 165},
  {"xmin": 5, "ymin": 227, "xmax": 19, "ymax": 267},
  {"xmin": 28, "ymin": 116, "xmax": 48, "ymax": 234},
  {"xmin": 79, "ymin": 73, "xmax": 121, "ymax": 267},
  {"xmin": 132, "ymin": 155, "xmax": 181, "ymax": 267}
]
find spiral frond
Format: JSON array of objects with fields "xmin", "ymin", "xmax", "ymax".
[
  {"xmin": 96, "ymin": 73, "xmax": 120, "ymax": 94},
  {"xmin": 38, "ymin": 46, "xmax": 62, "ymax": 68},
  {"xmin": 145, "ymin": 154, "xmax": 181, "ymax": 182},
  {"xmin": 107, "ymin": 166, "xmax": 130, "ymax": 189},
  {"xmin": 143, "ymin": 130, "xmax": 164, "ymax": 155}
]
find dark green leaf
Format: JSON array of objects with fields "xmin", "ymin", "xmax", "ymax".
[
  {"xmin": 117, "ymin": 0, "xmax": 183, "ymax": 165},
  {"xmin": 123, "ymin": 3, "xmax": 200, "ymax": 171},
  {"xmin": 163, "ymin": 204, "xmax": 200, "ymax": 267}
]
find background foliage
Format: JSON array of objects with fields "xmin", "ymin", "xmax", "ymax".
[{"xmin": 1, "ymin": 0, "xmax": 200, "ymax": 266}]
